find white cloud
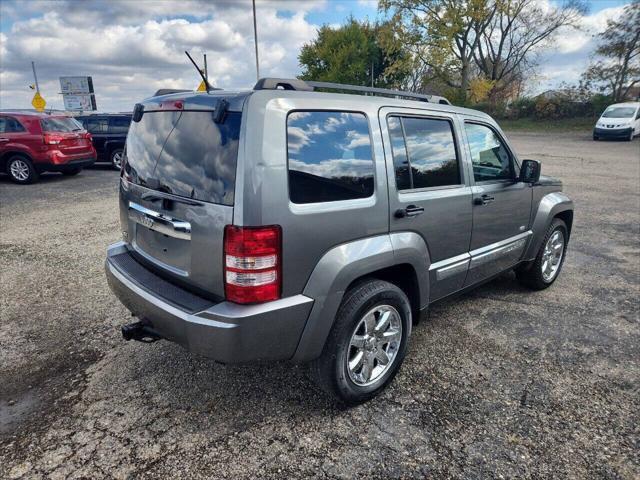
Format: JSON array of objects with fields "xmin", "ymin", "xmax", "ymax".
[
  {"xmin": 0, "ymin": 0, "xmax": 321, "ymax": 111},
  {"xmin": 553, "ymin": 5, "xmax": 625, "ymax": 54},
  {"xmin": 536, "ymin": 4, "xmax": 626, "ymax": 92}
]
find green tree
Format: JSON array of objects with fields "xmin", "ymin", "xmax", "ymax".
[
  {"xmin": 380, "ymin": 0, "xmax": 496, "ymax": 100},
  {"xmin": 298, "ymin": 18, "xmax": 410, "ymax": 88},
  {"xmin": 582, "ymin": 1, "xmax": 640, "ymax": 102}
]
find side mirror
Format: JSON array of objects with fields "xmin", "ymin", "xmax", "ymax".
[
  {"xmin": 132, "ymin": 103, "xmax": 144, "ymax": 123},
  {"xmin": 520, "ymin": 159, "xmax": 541, "ymax": 184}
]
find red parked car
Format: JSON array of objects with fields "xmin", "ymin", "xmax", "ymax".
[{"xmin": 0, "ymin": 111, "xmax": 97, "ymax": 184}]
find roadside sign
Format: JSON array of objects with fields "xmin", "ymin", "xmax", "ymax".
[
  {"xmin": 31, "ymin": 92, "xmax": 46, "ymax": 111},
  {"xmin": 59, "ymin": 76, "xmax": 97, "ymax": 111},
  {"xmin": 197, "ymin": 80, "xmax": 207, "ymax": 92},
  {"xmin": 62, "ymin": 94, "xmax": 96, "ymax": 111},
  {"xmin": 60, "ymin": 76, "xmax": 93, "ymax": 94}
]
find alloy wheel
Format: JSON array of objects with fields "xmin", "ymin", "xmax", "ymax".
[
  {"xmin": 541, "ymin": 229, "xmax": 565, "ymax": 282},
  {"xmin": 346, "ymin": 305, "xmax": 403, "ymax": 387},
  {"xmin": 112, "ymin": 150, "xmax": 123, "ymax": 169},
  {"xmin": 10, "ymin": 159, "xmax": 30, "ymax": 181}
]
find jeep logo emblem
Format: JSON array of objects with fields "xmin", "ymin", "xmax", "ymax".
[{"xmin": 140, "ymin": 216, "xmax": 154, "ymax": 229}]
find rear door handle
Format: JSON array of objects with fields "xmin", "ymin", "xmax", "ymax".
[
  {"xmin": 395, "ymin": 205, "xmax": 425, "ymax": 218},
  {"xmin": 474, "ymin": 194, "xmax": 495, "ymax": 206}
]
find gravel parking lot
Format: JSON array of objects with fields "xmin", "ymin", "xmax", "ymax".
[{"xmin": 1, "ymin": 132, "xmax": 638, "ymax": 479}]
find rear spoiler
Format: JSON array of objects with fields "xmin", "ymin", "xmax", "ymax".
[{"xmin": 153, "ymin": 89, "xmax": 192, "ymax": 97}]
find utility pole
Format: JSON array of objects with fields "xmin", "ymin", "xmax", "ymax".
[
  {"xmin": 252, "ymin": 0, "xmax": 260, "ymax": 81},
  {"xmin": 204, "ymin": 53, "xmax": 208, "ymax": 84},
  {"xmin": 31, "ymin": 61, "xmax": 40, "ymax": 93}
]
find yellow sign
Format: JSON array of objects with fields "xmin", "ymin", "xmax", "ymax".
[
  {"xmin": 197, "ymin": 80, "xmax": 207, "ymax": 92},
  {"xmin": 31, "ymin": 92, "xmax": 46, "ymax": 111}
]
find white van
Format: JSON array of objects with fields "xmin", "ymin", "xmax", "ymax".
[{"xmin": 593, "ymin": 102, "xmax": 640, "ymax": 141}]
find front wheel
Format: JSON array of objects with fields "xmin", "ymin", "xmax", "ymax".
[
  {"xmin": 516, "ymin": 218, "xmax": 568, "ymax": 290},
  {"xmin": 627, "ymin": 130, "xmax": 634, "ymax": 141},
  {"xmin": 110, "ymin": 148, "xmax": 124, "ymax": 170},
  {"xmin": 308, "ymin": 279, "xmax": 412, "ymax": 405}
]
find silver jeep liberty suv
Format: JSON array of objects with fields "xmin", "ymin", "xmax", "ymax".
[{"xmin": 106, "ymin": 78, "xmax": 573, "ymax": 404}]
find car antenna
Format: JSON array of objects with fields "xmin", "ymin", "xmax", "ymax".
[{"xmin": 185, "ymin": 50, "xmax": 211, "ymax": 93}]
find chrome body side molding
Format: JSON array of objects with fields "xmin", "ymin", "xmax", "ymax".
[{"xmin": 464, "ymin": 231, "xmax": 532, "ymax": 286}]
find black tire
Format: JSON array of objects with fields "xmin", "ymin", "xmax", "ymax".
[
  {"xmin": 592, "ymin": 134, "xmax": 598, "ymax": 141},
  {"xmin": 6, "ymin": 155, "xmax": 39, "ymax": 184},
  {"xmin": 627, "ymin": 130, "xmax": 634, "ymax": 142},
  {"xmin": 110, "ymin": 148, "xmax": 124, "ymax": 170},
  {"xmin": 62, "ymin": 167, "xmax": 81, "ymax": 176},
  {"xmin": 516, "ymin": 218, "xmax": 568, "ymax": 290},
  {"xmin": 308, "ymin": 279, "xmax": 412, "ymax": 405}
]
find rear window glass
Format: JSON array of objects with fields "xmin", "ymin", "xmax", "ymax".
[
  {"xmin": 41, "ymin": 117, "xmax": 83, "ymax": 132},
  {"xmin": 287, "ymin": 111, "xmax": 374, "ymax": 204},
  {"xmin": 83, "ymin": 117, "xmax": 108, "ymax": 133},
  {"xmin": 124, "ymin": 110, "xmax": 241, "ymax": 205},
  {"xmin": 109, "ymin": 116, "xmax": 131, "ymax": 133}
]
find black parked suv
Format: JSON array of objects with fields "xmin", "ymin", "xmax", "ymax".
[{"xmin": 75, "ymin": 113, "xmax": 132, "ymax": 169}]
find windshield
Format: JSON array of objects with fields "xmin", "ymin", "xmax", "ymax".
[
  {"xmin": 602, "ymin": 107, "xmax": 636, "ymax": 118},
  {"xmin": 41, "ymin": 116, "xmax": 84, "ymax": 132},
  {"xmin": 124, "ymin": 110, "xmax": 241, "ymax": 205}
]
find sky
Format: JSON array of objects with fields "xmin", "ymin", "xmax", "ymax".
[{"xmin": 0, "ymin": 0, "xmax": 632, "ymax": 112}]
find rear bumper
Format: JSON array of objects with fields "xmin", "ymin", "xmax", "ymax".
[
  {"xmin": 105, "ymin": 242, "xmax": 314, "ymax": 363},
  {"xmin": 594, "ymin": 127, "xmax": 633, "ymax": 138},
  {"xmin": 36, "ymin": 157, "xmax": 96, "ymax": 172}
]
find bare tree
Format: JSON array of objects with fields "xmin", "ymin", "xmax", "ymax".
[
  {"xmin": 473, "ymin": 0, "xmax": 587, "ymax": 97},
  {"xmin": 381, "ymin": 0, "xmax": 586, "ymax": 101},
  {"xmin": 582, "ymin": 1, "xmax": 640, "ymax": 102}
]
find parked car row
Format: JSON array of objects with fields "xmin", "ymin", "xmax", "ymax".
[
  {"xmin": 0, "ymin": 112, "xmax": 96, "ymax": 184},
  {"xmin": 74, "ymin": 113, "xmax": 132, "ymax": 169},
  {"xmin": 0, "ymin": 111, "xmax": 132, "ymax": 184}
]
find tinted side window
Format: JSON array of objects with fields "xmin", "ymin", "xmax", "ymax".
[
  {"xmin": 287, "ymin": 111, "xmax": 374, "ymax": 204},
  {"xmin": 387, "ymin": 116, "xmax": 460, "ymax": 190},
  {"xmin": 0, "ymin": 117, "xmax": 26, "ymax": 133},
  {"xmin": 465, "ymin": 123, "xmax": 514, "ymax": 182},
  {"xmin": 109, "ymin": 116, "xmax": 131, "ymax": 134},
  {"xmin": 85, "ymin": 117, "xmax": 108, "ymax": 133}
]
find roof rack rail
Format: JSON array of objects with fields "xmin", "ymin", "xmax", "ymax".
[
  {"xmin": 253, "ymin": 78, "xmax": 450, "ymax": 105},
  {"xmin": 253, "ymin": 78, "xmax": 313, "ymax": 91}
]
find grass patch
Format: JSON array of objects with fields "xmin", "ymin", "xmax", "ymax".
[{"xmin": 498, "ymin": 117, "xmax": 596, "ymax": 132}]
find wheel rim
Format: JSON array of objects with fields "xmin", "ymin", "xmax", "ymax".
[
  {"xmin": 541, "ymin": 229, "xmax": 565, "ymax": 282},
  {"xmin": 10, "ymin": 159, "xmax": 30, "ymax": 181},
  {"xmin": 112, "ymin": 151, "xmax": 123, "ymax": 168},
  {"xmin": 346, "ymin": 305, "xmax": 403, "ymax": 387}
]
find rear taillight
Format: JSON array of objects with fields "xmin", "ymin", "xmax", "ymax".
[
  {"xmin": 224, "ymin": 225, "xmax": 281, "ymax": 304},
  {"xmin": 44, "ymin": 134, "xmax": 63, "ymax": 145}
]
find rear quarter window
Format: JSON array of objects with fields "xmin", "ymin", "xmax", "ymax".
[{"xmin": 286, "ymin": 111, "xmax": 375, "ymax": 204}]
